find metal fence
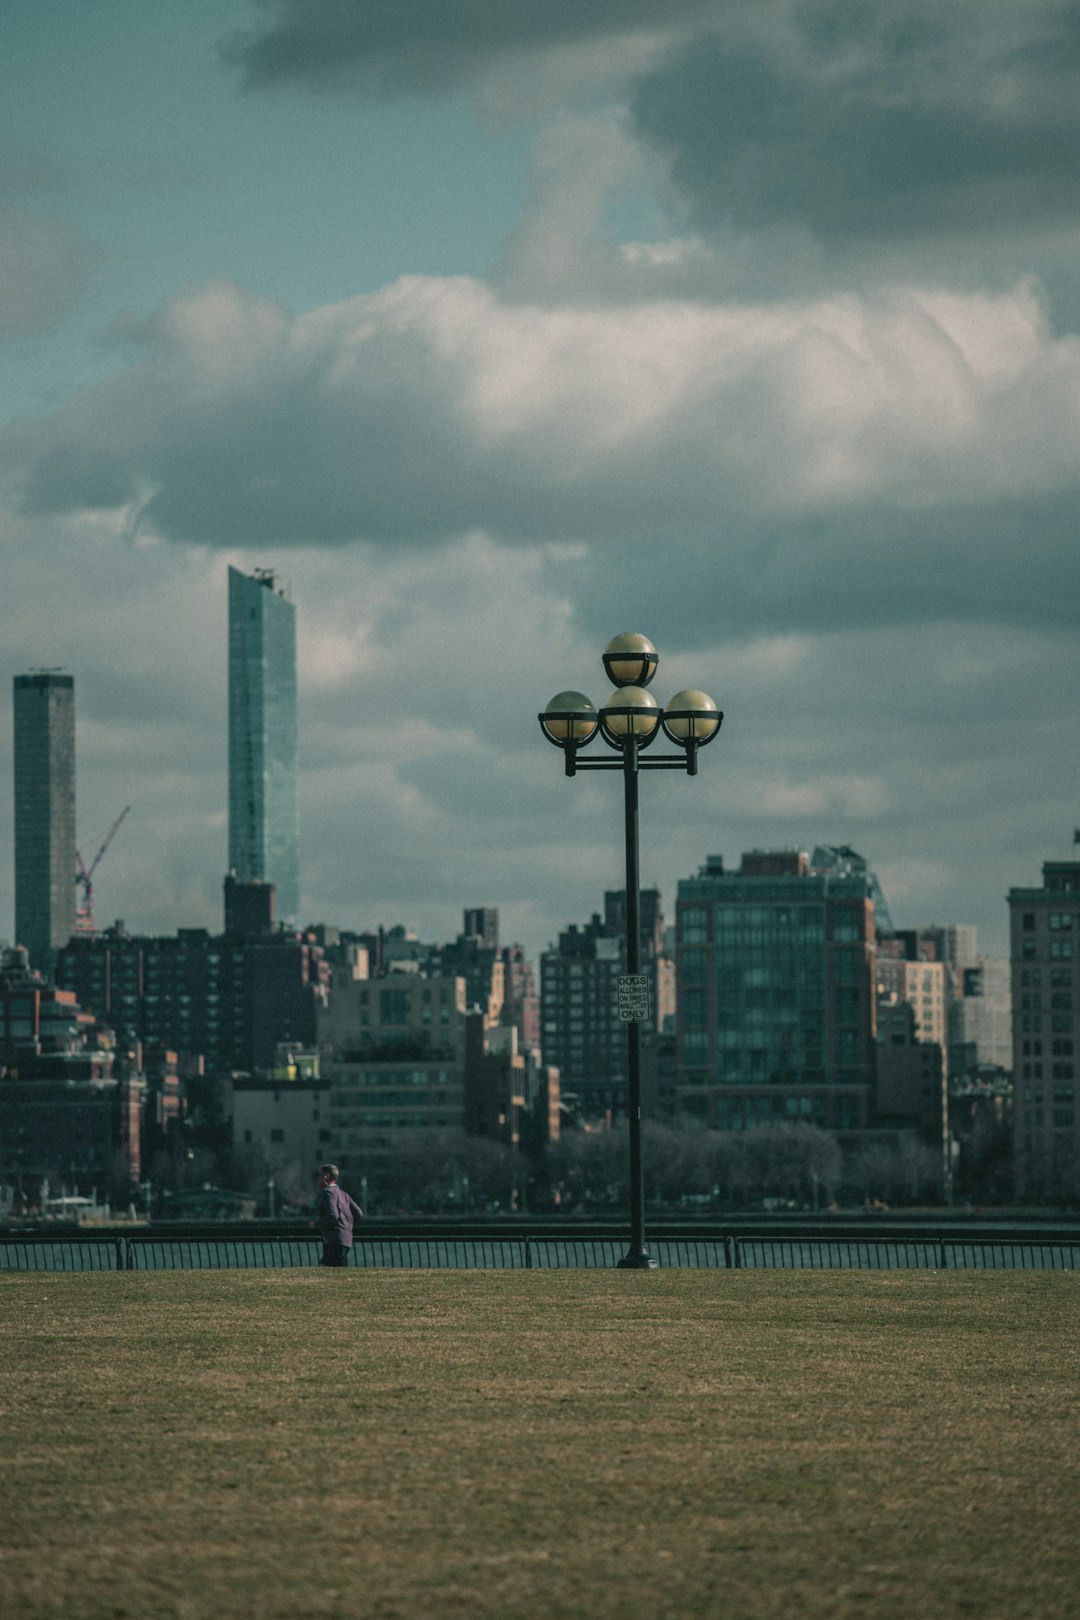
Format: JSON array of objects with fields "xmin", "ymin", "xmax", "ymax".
[{"xmin": 2, "ymin": 1225, "xmax": 1079, "ymax": 1273}]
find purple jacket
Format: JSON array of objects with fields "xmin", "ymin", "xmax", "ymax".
[{"xmin": 315, "ymin": 1183, "xmax": 364, "ymax": 1246}]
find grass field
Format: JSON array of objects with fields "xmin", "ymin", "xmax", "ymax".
[{"xmin": 1, "ymin": 1268, "xmax": 1077, "ymax": 1620}]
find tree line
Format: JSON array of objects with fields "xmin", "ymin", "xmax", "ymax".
[{"xmin": 191, "ymin": 1119, "xmax": 948, "ymax": 1214}]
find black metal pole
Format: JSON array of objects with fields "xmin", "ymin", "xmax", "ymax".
[{"xmin": 618, "ymin": 734, "xmax": 655, "ymax": 1269}]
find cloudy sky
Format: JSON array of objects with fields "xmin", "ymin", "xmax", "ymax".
[{"xmin": 2, "ymin": 0, "xmax": 1078, "ymax": 966}]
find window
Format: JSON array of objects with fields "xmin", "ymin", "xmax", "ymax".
[
  {"xmin": 835, "ymin": 1029, "xmax": 860, "ymax": 1064},
  {"xmin": 834, "ymin": 948, "xmax": 859, "ymax": 985},
  {"xmin": 1049, "ymin": 913, "xmax": 1073, "ymax": 931},
  {"xmin": 831, "ymin": 908, "xmax": 861, "ymax": 943},
  {"xmin": 1050, "ymin": 940, "xmax": 1073, "ymax": 959},
  {"xmin": 681, "ymin": 908, "xmax": 708, "ymax": 944},
  {"xmin": 270, "ymin": 1129, "xmax": 284, "ymax": 1143},
  {"xmin": 834, "ymin": 988, "xmax": 860, "ymax": 1021},
  {"xmin": 1022, "ymin": 913, "xmax": 1035, "ymax": 931},
  {"xmin": 380, "ymin": 989, "xmax": 412, "ymax": 1025},
  {"xmin": 681, "ymin": 948, "xmax": 707, "ymax": 985},
  {"xmin": 682, "ymin": 988, "xmax": 707, "ymax": 1026}
]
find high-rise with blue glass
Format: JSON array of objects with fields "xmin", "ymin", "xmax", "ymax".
[
  {"xmin": 13, "ymin": 671, "xmax": 77, "ymax": 970},
  {"xmin": 674, "ymin": 849, "xmax": 878, "ymax": 1132},
  {"xmin": 227, "ymin": 567, "xmax": 299, "ymax": 926}
]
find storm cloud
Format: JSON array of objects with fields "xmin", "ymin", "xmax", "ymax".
[
  {"xmin": 631, "ymin": 2, "xmax": 1080, "ymax": 245},
  {"xmin": 223, "ymin": 0, "xmax": 711, "ymax": 93}
]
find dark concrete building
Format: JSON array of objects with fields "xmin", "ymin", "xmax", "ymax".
[
  {"xmin": 540, "ymin": 889, "xmax": 671, "ymax": 1123},
  {"xmin": 875, "ymin": 999, "xmax": 947, "ymax": 1144},
  {"xmin": 13, "ymin": 672, "xmax": 76, "ymax": 971},
  {"xmin": 56, "ymin": 922, "xmax": 330, "ymax": 1075},
  {"xmin": 1009, "ymin": 857, "xmax": 1079, "ymax": 1202}
]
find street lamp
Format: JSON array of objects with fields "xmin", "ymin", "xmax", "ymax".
[{"xmin": 539, "ymin": 633, "xmax": 722, "ymax": 1268}]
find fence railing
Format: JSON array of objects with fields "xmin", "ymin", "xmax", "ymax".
[{"xmin": 2, "ymin": 1221, "xmax": 1078, "ymax": 1273}]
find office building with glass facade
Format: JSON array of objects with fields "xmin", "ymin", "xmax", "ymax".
[
  {"xmin": 675, "ymin": 851, "xmax": 877, "ymax": 1131},
  {"xmin": 227, "ymin": 567, "xmax": 299, "ymax": 925},
  {"xmin": 13, "ymin": 672, "xmax": 76, "ymax": 970}
]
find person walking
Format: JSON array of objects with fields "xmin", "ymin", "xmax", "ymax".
[{"xmin": 314, "ymin": 1164, "xmax": 363, "ymax": 1267}]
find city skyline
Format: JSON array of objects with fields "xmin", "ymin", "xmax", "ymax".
[{"xmin": 1, "ymin": 3, "xmax": 1078, "ymax": 968}]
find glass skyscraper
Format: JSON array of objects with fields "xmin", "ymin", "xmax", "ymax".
[
  {"xmin": 13, "ymin": 672, "xmax": 77, "ymax": 970},
  {"xmin": 675, "ymin": 850, "xmax": 877, "ymax": 1131},
  {"xmin": 227, "ymin": 567, "xmax": 299, "ymax": 926}
]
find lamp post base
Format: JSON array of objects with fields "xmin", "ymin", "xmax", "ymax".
[{"xmin": 617, "ymin": 1249, "xmax": 658, "ymax": 1270}]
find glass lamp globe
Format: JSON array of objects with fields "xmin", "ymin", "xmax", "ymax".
[
  {"xmin": 661, "ymin": 689, "xmax": 722, "ymax": 746},
  {"xmin": 602, "ymin": 633, "xmax": 658, "ymax": 689},
  {"xmin": 540, "ymin": 691, "xmax": 599, "ymax": 745},
  {"xmin": 600, "ymin": 685, "xmax": 661, "ymax": 743}
]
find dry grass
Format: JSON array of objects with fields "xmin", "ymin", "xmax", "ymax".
[{"xmin": 0, "ymin": 1268, "xmax": 1077, "ymax": 1620}]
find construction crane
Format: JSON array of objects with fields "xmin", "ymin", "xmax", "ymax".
[{"xmin": 75, "ymin": 806, "xmax": 131, "ymax": 935}]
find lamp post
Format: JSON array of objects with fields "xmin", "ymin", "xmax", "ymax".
[{"xmin": 539, "ymin": 633, "xmax": 722, "ymax": 1269}]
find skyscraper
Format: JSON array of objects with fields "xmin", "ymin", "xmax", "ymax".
[
  {"xmin": 228, "ymin": 567, "xmax": 299, "ymax": 926},
  {"xmin": 13, "ymin": 672, "xmax": 76, "ymax": 970}
]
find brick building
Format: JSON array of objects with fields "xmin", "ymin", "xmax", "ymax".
[{"xmin": 56, "ymin": 921, "xmax": 330, "ymax": 1074}]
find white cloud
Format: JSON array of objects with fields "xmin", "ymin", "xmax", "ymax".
[{"xmin": 4, "ymin": 273, "xmax": 1080, "ymax": 638}]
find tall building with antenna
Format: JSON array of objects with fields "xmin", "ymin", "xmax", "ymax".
[
  {"xmin": 13, "ymin": 671, "xmax": 77, "ymax": 970},
  {"xmin": 227, "ymin": 567, "xmax": 299, "ymax": 926}
]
